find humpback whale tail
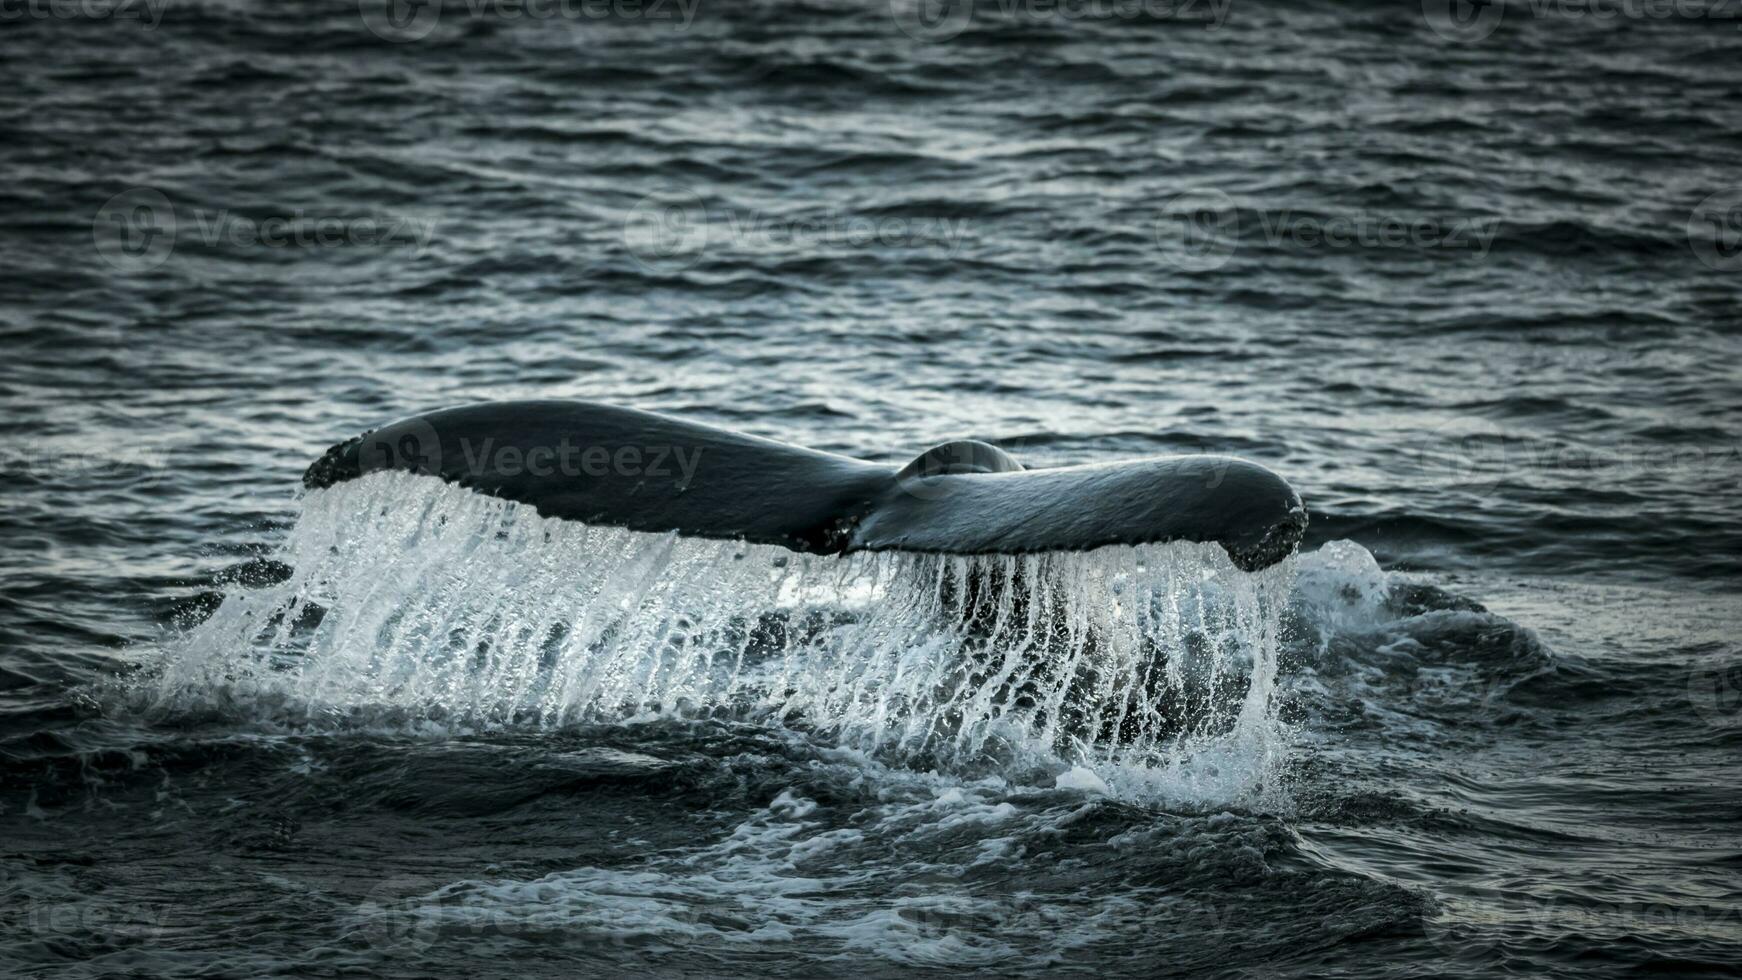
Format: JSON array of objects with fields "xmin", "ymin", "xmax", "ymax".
[{"xmin": 303, "ymin": 400, "xmax": 1305, "ymax": 572}]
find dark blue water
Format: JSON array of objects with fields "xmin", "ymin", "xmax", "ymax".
[{"xmin": 3, "ymin": 1, "xmax": 1740, "ymax": 976}]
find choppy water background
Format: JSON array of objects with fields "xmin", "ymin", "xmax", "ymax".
[{"xmin": 3, "ymin": 1, "xmax": 1741, "ymax": 976}]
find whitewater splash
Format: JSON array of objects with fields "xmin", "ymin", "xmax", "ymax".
[{"xmin": 147, "ymin": 472, "xmax": 1296, "ymax": 799}]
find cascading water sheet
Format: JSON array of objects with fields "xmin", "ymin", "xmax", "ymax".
[{"xmin": 149, "ymin": 472, "xmax": 1295, "ymax": 800}]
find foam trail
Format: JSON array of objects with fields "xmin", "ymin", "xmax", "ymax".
[{"xmin": 147, "ymin": 473, "xmax": 1295, "ymax": 799}]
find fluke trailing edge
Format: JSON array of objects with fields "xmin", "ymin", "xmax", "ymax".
[{"xmin": 303, "ymin": 400, "xmax": 1306, "ymax": 571}]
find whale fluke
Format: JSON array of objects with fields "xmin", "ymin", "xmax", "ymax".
[{"xmin": 303, "ymin": 400, "xmax": 1305, "ymax": 571}]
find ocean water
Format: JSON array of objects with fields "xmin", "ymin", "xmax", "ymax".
[{"xmin": 3, "ymin": 1, "xmax": 1741, "ymax": 976}]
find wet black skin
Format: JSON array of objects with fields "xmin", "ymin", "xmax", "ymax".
[{"xmin": 304, "ymin": 400, "xmax": 1306, "ymax": 572}]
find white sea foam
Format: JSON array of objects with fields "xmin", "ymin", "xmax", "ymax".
[
  {"xmin": 1292, "ymin": 537, "xmax": 1394, "ymax": 639},
  {"xmin": 147, "ymin": 472, "xmax": 1296, "ymax": 800},
  {"xmin": 346, "ymin": 760, "xmax": 1162, "ymax": 965}
]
